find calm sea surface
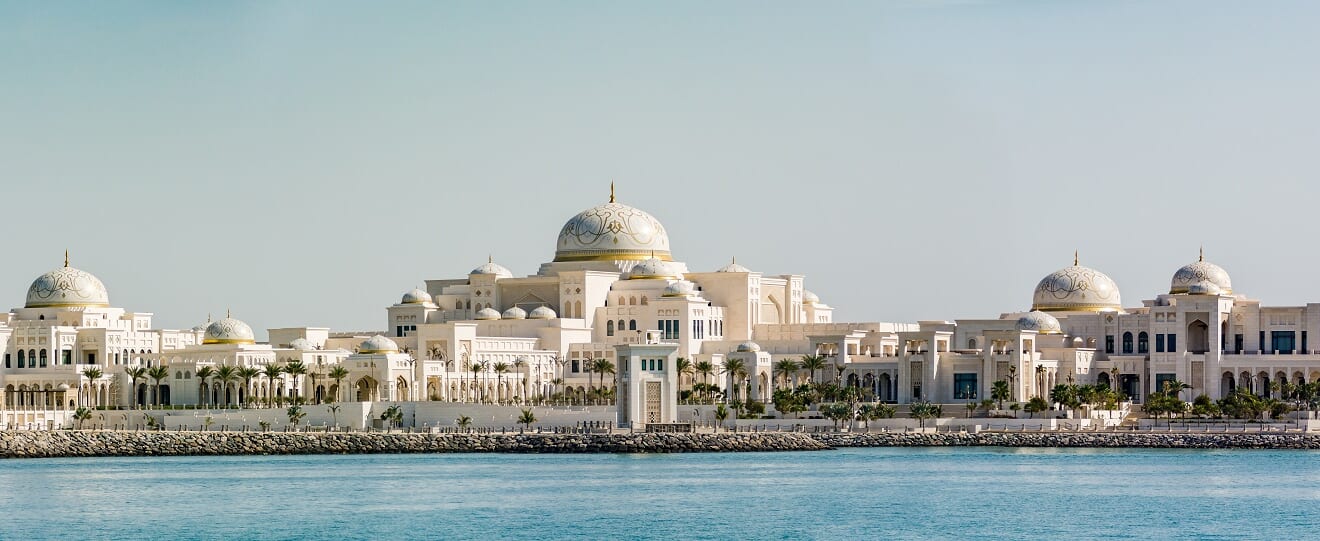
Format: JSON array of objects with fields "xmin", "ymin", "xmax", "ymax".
[{"xmin": 2, "ymin": 447, "xmax": 1317, "ymax": 540}]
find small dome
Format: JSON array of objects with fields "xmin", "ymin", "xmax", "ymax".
[
  {"xmin": 628, "ymin": 257, "xmax": 679, "ymax": 280},
  {"xmin": 358, "ymin": 335, "xmax": 399, "ymax": 354},
  {"xmin": 1187, "ymin": 281, "xmax": 1223, "ymax": 296},
  {"xmin": 662, "ymin": 280, "xmax": 697, "ymax": 298},
  {"xmin": 502, "ymin": 306, "xmax": 527, "ymax": 319},
  {"xmin": 26, "ymin": 260, "xmax": 109, "ymax": 308},
  {"xmin": 1071, "ymin": 337, "xmax": 1085, "ymax": 348},
  {"xmin": 1031, "ymin": 254, "xmax": 1122, "ymax": 313},
  {"xmin": 471, "ymin": 257, "xmax": 513, "ymax": 277},
  {"xmin": 528, "ymin": 306, "xmax": 557, "ymax": 319},
  {"xmin": 716, "ymin": 257, "xmax": 752, "ymax": 273},
  {"xmin": 203, "ymin": 316, "xmax": 255, "ymax": 345},
  {"xmin": 803, "ymin": 290, "xmax": 820, "ymax": 304},
  {"xmin": 289, "ymin": 338, "xmax": 314, "ymax": 351},
  {"xmin": 554, "ymin": 186, "xmax": 672, "ymax": 263},
  {"xmin": 1171, "ymin": 251, "xmax": 1232, "ymax": 295},
  {"xmin": 191, "ymin": 320, "xmax": 210, "ymax": 332},
  {"xmin": 1015, "ymin": 311, "xmax": 1063, "ymax": 334},
  {"xmin": 475, "ymin": 307, "xmax": 501, "ymax": 320},
  {"xmin": 735, "ymin": 341, "xmax": 761, "ymax": 353},
  {"xmin": 401, "ymin": 288, "xmax": 432, "ymax": 304}
]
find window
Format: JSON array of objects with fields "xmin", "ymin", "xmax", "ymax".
[
  {"xmin": 1122, "ymin": 332, "xmax": 1133, "ymax": 354},
  {"xmin": 607, "ymin": 320, "xmax": 615, "ymax": 336},
  {"xmin": 629, "ymin": 320, "xmax": 637, "ymax": 331},
  {"xmin": 1138, "ymin": 332, "xmax": 1149, "ymax": 354},
  {"xmin": 1104, "ymin": 335, "xmax": 1114, "ymax": 354},
  {"xmin": 39, "ymin": 349, "xmax": 48, "ymax": 367},
  {"xmin": 17, "ymin": 349, "xmax": 25, "ymax": 368},
  {"xmin": 571, "ymin": 360, "xmax": 580, "ymax": 373},
  {"xmin": 1155, "ymin": 373, "xmax": 1176, "ymax": 395},
  {"xmin": 1271, "ymin": 331, "xmax": 1296, "ymax": 354},
  {"xmin": 1167, "ymin": 334, "xmax": 1177, "ymax": 353},
  {"xmin": 4, "ymin": 353, "xmax": 9, "ymax": 368},
  {"xmin": 953, "ymin": 373, "xmax": 977, "ymax": 399},
  {"xmin": 1155, "ymin": 334, "xmax": 1165, "ymax": 353},
  {"xmin": 1303, "ymin": 331, "xmax": 1309, "ymax": 354},
  {"xmin": 1234, "ymin": 334, "xmax": 1244, "ymax": 353}
]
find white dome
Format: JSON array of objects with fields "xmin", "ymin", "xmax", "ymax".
[
  {"xmin": 528, "ymin": 306, "xmax": 557, "ymax": 319},
  {"xmin": 1015, "ymin": 311, "xmax": 1063, "ymax": 334},
  {"xmin": 803, "ymin": 290, "xmax": 820, "ymax": 304},
  {"xmin": 358, "ymin": 335, "xmax": 399, "ymax": 354},
  {"xmin": 1031, "ymin": 255, "xmax": 1122, "ymax": 313},
  {"xmin": 735, "ymin": 341, "xmax": 761, "ymax": 353},
  {"xmin": 26, "ymin": 262, "xmax": 109, "ymax": 308},
  {"xmin": 1187, "ymin": 281, "xmax": 1223, "ymax": 295},
  {"xmin": 716, "ymin": 257, "xmax": 752, "ymax": 273},
  {"xmin": 662, "ymin": 280, "xmax": 697, "ymax": 298},
  {"xmin": 627, "ymin": 257, "xmax": 679, "ymax": 280},
  {"xmin": 401, "ymin": 288, "xmax": 432, "ymax": 304},
  {"xmin": 1171, "ymin": 252, "xmax": 1232, "ymax": 295},
  {"xmin": 502, "ymin": 306, "xmax": 527, "ymax": 319},
  {"xmin": 289, "ymin": 338, "xmax": 314, "ymax": 351},
  {"xmin": 203, "ymin": 316, "xmax": 255, "ymax": 345},
  {"xmin": 554, "ymin": 187, "xmax": 671, "ymax": 263},
  {"xmin": 475, "ymin": 307, "xmax": 501, "ymax": 320},
  {"xmin": 471, "ymin": 257, "xmax": 513, "ymax": 277}
]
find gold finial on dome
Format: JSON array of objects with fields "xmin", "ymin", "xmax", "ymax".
[
  {"xmin": 227, "ymin": 308, "xmax": 231, "ymax": 318},
  {"xmin": 64, "ymin": 249, "xmax": 69, "ymax": 268},
  {"xmin": 1073, "ymin": 250, "xmax": 1079, "ymax": 266},
  {"xmin": 609, "ymin": 181, "xmax": 615, "ymax": 203},
  {"xmin": 1199, "ymin": 245, "xmax": 1204, "ymax": 262},
  {"xmin": 488, "ymin": 254, "xmax": 493, "ymax": 263}
]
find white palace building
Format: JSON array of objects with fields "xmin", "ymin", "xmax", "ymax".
[{"xmin": 2, "ymin": 188, "xmax": 1318, "ymax": 428}]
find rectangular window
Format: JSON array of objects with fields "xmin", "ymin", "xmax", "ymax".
[
  {"xmin": 1234, "ymin": 334, "xmax": 1244, "ymax": 354},
  {"xmin": 1303, "ymin": 331, "xmax": 1309, "ymax": 354},
  {"xmin": 63, "ymin": 350, "xmax": 72, "ymax": 365},
  {"xmin": 1167, "ymin": 334, "xmax": 1176, "ymax": 353},
  {"xmin": 1260, "ymin": 331, "xmax": 1266, "ymax": 354},
  {"xmin": 572, "ymin": 360, "xmax": 580, "ymax": 373},
  {"xmin": 86, "ymin": 353, "xmax": 96, "ymax": 364},
  {"xmin": 3, "ymin": 353, "xmax": 8, "ymax": 368},
  {"xmin": 1156, "ymin": 334, "xmax": 1165, "ymax": 353},
  {"xmin": 659, "ymin": 359, "xmax": 665, "ymax": 371},
  {"xmin": 1155, "ymin": 373, "xmax": 1177, "ymax": 395},
  {"xmin": 1271, "ymin": 331, "xmax": 1296, "ymax": 354},
  {"xmin": 1105, "ymin": 335, "xmax": 1114, "ymax": 354},
  {"xmin": 953, "ymin": 373, "xmax": 977, "ymax": 400}
]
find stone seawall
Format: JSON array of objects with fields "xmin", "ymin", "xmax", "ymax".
[
  {"xmin": 0, "ymin": 431, "xmax": 830, "ymax": 458},
  {"xmin": 815, "ymin": 432, "xmax": 1320, "ymax": 449}
]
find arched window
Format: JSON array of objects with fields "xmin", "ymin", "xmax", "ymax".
[
  {"xmin": 17, "ymin": 350, "xmax": 25, "ymax": 368},
  {"xmin": 607, "ymin": 320, "xmax": 615, "ymax": 336},
  {"xmin": 574, "ymin": 301, "xmax": 582, "ymax": 318},
  {"xmin": 39, "ymin": 349, "xmax": 48, "ymax": 367},
  {"xmin": 629, "ymin": 320, "xmax": 637, "ymax": 331},
  {"xmin": 564, "ymin": 302, "xmax": 571, "ymax": 318},
  {"xmin": 629, "ymin": 296, "xmax": 637, "ymax": 306},
  {"xmin": 29, "ymin": 350, "xmax": 37, "ymax": 367},
  {"xmin": 456, "ymin": 301, "xmax": 463, "ymax": 310},
  {"xmin": 640, "ymin": 296, "xmax": 649, "ymax": 305},
  {"xmin": 618, "ymin": 319, "xmax": 625, "ymax": 332},
  {"xmin": 618, "ymin": 297, "xmax": 625, "ymax": 305},
  {"xmin": 1137, "ymin": 332, "xmax": 1149, "ymax": 354},
  {"xmin": 968, "ymin": 338, "xmax": 977, "ymax": 349},
  {"xmin": 1122, "ymin": 332, "xmax": 1133, "ymax": 354}
]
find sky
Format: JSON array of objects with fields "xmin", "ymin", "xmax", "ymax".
[{"xmin": 2, "ymin": 1, "xmax": 1319, "ymax": 338}]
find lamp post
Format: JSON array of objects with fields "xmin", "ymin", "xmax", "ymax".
[
  {"xmin": 404, "ymin": 356, "xmax": 417, "ymax": 402},
  {"xmin": 1007, "ymin": 364, "xmax": 1018, "ymax": 403}
]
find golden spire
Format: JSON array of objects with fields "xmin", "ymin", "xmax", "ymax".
[
  {"xmin": 609, "ymin": 181, "xmax": 615, "ymax": 203},
  {"xmin": 226, "ymin": 308, "xmax": 231, "ymax": 319},
  {"xmin": 1073, "ymin": 250, "xmax": 1079, "ymax": 266},
  {"xmin": 1199, "ymin": 245, "xmax": 1204, "ymax": 262},
  {"xmin": 64, "ymin": 250, "xmax": 69, "ymax": 268},
  {"xmin": 488, "ymin": 254, "xmax": 493, "ymax": 264}
]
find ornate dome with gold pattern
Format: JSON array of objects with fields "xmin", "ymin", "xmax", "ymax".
[
  {"xmin": 554, "ymin": 184, "xmax": 671, "ymax": 263},
  {"xmin": 1031, "ymin": 253, "xmax": 1123, "ymax": 313},
  {"xmin": 358, "ymin": 335, "xmax": 399, "ymax": 354},
  {"xmin": 1170, "ymin": 249, "xmax": 1232, "ymax": 295},
  {"xmin": 1015, "ymin": 311, "xmax": 1063, "ymax": 334},
  {"xmin": 203, "ymin": 315, "xmax": 256, "ymax": 345},
  {"xmin": 475, "ymin": 307, "xmax": 501, "ymax": 320},
  {"xmin": 25, "ymin": 254, "xmax": 109, "ymax": 308},
  {"xmin": 470, "ymin": 256, "xmax": 513, "ymax": 277},
  {"xmin": 627, "ymin": 257, "xmax": 680, "ymax": 280},
  {"xmin": 401, "ymin": 288, "xmax": 432, "ymax": 305}
]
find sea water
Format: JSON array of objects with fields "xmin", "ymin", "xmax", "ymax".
[{"xmin": 2, "ymin": 447, "xmax": 1317, "ymax": 540}]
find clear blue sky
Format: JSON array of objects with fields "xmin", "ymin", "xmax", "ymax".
[{"xmin": 2, "ymin": 1, "xmax": 1318, "ymax": 336}]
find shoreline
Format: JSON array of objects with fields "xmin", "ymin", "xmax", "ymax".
[{"xmin": 6, "ymin": 430, "xmax": 1320, "ymax": 458}]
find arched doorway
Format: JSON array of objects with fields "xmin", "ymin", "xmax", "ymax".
[
  {"xmin": 877, "ymin": 373, "xmax": 892, "ymax": 402},
  {"xmin": 1188, "ymin": 320, "xmax": 1209, "ymax": 354},
  {"xmin": 1221, "ymin": 372, "xmax": 1235, "ymax": 398},
  {"xmin": 356, "ymin": 377, "xmax": 378, "ymax": 401}
]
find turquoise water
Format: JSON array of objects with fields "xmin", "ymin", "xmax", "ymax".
[{"xmin": 2, "ymin": 447, "xmax": 1318, "ymax": 540}]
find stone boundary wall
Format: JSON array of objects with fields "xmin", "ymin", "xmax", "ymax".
[
  {"xmin": 8, "ymin": 431, "xmax": 1320, "ymax": 458},
  {"xmin": 0, "ymin": 431, "xmax": 829, "ymax": 458},
  {"xmin": 815, "ymin": 432, "xmax": 1320, "ymax": 449}
]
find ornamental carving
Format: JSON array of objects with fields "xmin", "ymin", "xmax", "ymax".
[
  {"xmin": 26, "ymin": 267, "xmax": 109, "ymax": 308},
  {"xmin": 555, "ymin": 202, "xmax": 670, "ymax": 261}
]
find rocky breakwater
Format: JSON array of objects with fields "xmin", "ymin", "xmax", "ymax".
[
  {"xmin": 815, "ymin": 432, "xmax": 1320, "ymax": 449},
  {"xmin": 0, "ymin": 431, "xmax": 831, "ymax": 458}
]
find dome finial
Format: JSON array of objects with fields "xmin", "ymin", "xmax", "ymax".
[
  {"xmin": 1073, "ymin": 250, "xmax": 1079, "ymax": 266},
  {"xmin": 1199, "ymin": 245, "xmax": 1204, "ymax": 262},
  {"xmin": 609, "ymin": 181, "xmax": 615, "ymax": 203},
  {"xmin": 64, "ymin": 249, "xmax": 69, "ymax": 268},
  {"xmin": 226, "ymin": 308, "xmax": 231, "ymax": 319},
  {"xmin": 488, "ymin": 254, "xmax": 493, "ymax": 264}
]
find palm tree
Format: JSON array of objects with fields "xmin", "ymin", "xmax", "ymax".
[
  {"xmin": 550, "ymin": 378, "xmax": 564, "ymax": 403},
  {"xmin": 493, "ymin": 362, "xmax": 510, "ymax": 403},
  {"xmin": 284, "ymin": 360, "xmax": 308, "ymax": 403},
  {"xmin": 214, "ymin": 365, "xmax": 239, "ymax": 407},
  {"xmin": 1034, "ymin": 365, "xmax": 1047, "ymax": 397},
  {"xmin": 591, "ymin": 358, "xmax": 616, "ymax": 401},
  {"xmin": 125, "ymin": 366, "xmax": 148, "ymax": 407},
  {"xmin": 991, "ymin": 380, "xmax": 1010, "ymax": 410},
  {"xmin": 261, "ymin": 364, "xmax": 284, "ymax": 407},
  {"xmin": 713, "ymin": 403, "xmax": 729, "ymax": 432},
  {"xmin": 236, "ymin": 367, "xmax": 260, "ymax": 407},
  {"xmin": 195, "ymin": 366, "xmax": 215, "ymax": 407},
  {"xmin": 73, "ymin": 407, "xmax": 93, "ymax": 429},
  {"xmin": 909, "ymin": 400, "xmax": 941, "ymax": 428},
  {"xmin": 675, "ymin": 357, "xmax": 693, "ymax": 397},
  {"xmin": 328, "ymin": 366, "xmax": 349, "ymax": 403},
  {"xmin": 584, "ymin": 359, "xmax": 598, "ymax": 398},
  {"xmin": 456, "ymin": 415, "xmax": 472, "ymax": 432},
  {"xmin": 517, "ymin": 408, "xmax": 537, "ymax": 430},
  {"xmin": 774, "ymin": 359, "xmax": 800, "ymax": 390},
  {"xmin": 513, "ymin": 358, "xmax": 528, "ymax": 403},
  {"xmin": 81, "ymin": 367, "xmax": 103, "ymax": 408},
  {"xmin": 469, "ymin": 361, "xmax": 483, "ymax": 403},
  {"xmin": 694, "ymin": 361, "xmax": 715, "ymax": 403},
  {"xmin": 146, "ymin": 366, "xmax": 170, "ymax": 407},
  {"xmin": 720, "ymin": 357, "xmax": 747, "ymax": 403},
  {"xmin": 799, "ymin": 354, "xmax": 829, "ymax": 386}
]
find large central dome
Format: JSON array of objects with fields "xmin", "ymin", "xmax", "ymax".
[
  {"xmin": 554, "ymin": 186, "xmax": 671, "ymax": 262},
  {"xmin": 26, "ymin": 256, "xmax": 110, "ymax": 308},
  {"xmin": 1031, "ymin": 254, "xmax": 1123, "ymax": 313}
]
